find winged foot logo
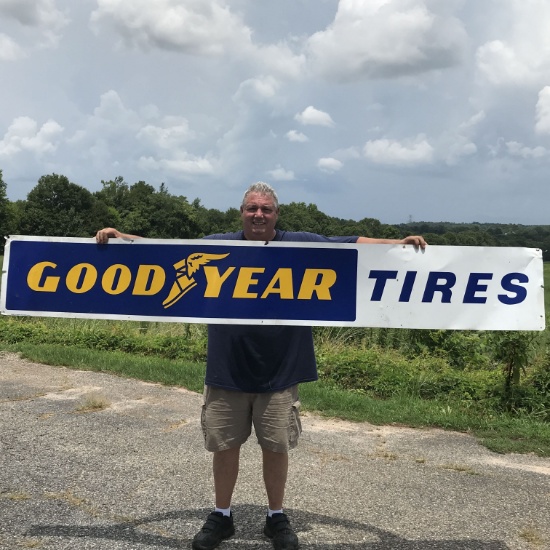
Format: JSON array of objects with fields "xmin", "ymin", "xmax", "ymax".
[{"xmin": 162, "ymin": 252, "xmax": 230, "ymax": 308}]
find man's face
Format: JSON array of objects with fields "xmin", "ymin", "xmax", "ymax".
[{"xmin": 240, "ymin": 192, "xmax": 279, "ymax": 241}]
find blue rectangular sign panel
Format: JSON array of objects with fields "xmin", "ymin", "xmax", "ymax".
[{"xmin": 3, "ymin": 238, "xmax": 358, "ymax": 322}]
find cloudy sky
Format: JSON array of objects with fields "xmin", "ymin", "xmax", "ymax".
[{"xmin": 1, "ymin": 0, "xmax": 550, "ymax": 225}]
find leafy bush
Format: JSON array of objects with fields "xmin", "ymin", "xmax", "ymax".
[
  {"xmin": 490, "ymin": 354, "xmax": 550, "ymax": 420},
  {"xmin": 402, "ymin": 329, "xmax": 491, "ymax": 370},
  {"xmin": 316, "ymin": 346, "xmax": 499, "ymax": 402}
]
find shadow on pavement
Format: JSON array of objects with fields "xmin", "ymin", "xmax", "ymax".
[{"xmin": 27, "ymin": 504, "xmax": 510, "ymax": 549}]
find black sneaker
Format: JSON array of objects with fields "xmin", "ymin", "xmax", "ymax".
[
  {"xmin": 264, "ymin": 513, "xmax": 299, "ymax": 550},
  {"xmin": 192, "ymin": 511, "xmax": 235, "ymax": 550}
]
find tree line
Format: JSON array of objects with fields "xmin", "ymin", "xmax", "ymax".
[{"xmin": 1, "ymin": 171, "xmax": 549, "ymax": 258}]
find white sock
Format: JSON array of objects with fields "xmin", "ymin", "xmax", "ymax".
[
  {"xmin": 215, "ymin": 506, "xmax": 231, "ymax": 517},
  {"xmin": 268, "ymin": 508, "xmax": 283, "ymax": 517}
]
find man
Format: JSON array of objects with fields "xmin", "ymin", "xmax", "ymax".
[{"xmin": 96, "ymin": 182, "xmax": 426, "ymax": 550}]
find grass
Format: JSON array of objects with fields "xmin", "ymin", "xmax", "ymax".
[
  {"xmin": 3, "ymin": 340, "xmax": 550, "ymax": 456},
  {"xmin": 544, "ymin": 262, "xmax": 550, "ymax": 324},
  {"xmin": 0, "ymin": 491, "xmax": 31, "ymax": 501},
  {"xmin": 519, "ymin": 525, "xmax": 546, "ymax": 548},
  {"xmin": 3, "ymin": 340, "xmax": 206, "ymax": 393},
  {"xmin": 75, "ymin": 393, "xmax": 111, "ymax": 412}
]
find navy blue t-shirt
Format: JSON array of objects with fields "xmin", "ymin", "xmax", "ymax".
[{"xmin": 203, "ymin": 229, "xmax": 358, "ymax": 393}]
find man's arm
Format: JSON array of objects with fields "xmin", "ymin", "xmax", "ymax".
[
  {"xmin": 356, "ymin": 235, "xmax": 427, "ymax": 248},
  {"xmin": 95, "ymin": 227, "xmax": 142, "ymax": 244},
  {"xmin": 94, "ymin": 227, "xmax": 426, "ymax": 248}
]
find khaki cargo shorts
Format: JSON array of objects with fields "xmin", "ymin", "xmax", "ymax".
[{"xmin": 201, "ymin": 385, "xmax": 302, "ymax": 453}]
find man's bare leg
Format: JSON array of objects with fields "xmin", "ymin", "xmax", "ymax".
[
  {"xmin": 262, "ymin": 448, "xmax": 288, "ymax": 510},
  {"xmin": 213, "ymin": 446, "xmax": 241, "ymax": 508},
  {"xmin": 193, "ymin": 447, "xmax": 239, "ymax": 549},
  {"xmin": 262, "ymin": 449, "xmax": 299, "ymax": 549}
]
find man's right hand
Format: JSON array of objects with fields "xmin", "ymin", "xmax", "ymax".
[
  {"xmin": 95, "ymin": 227, "xmax": 122, "ymax": 244},
  {"xmin": 95, "ymin": 228, "xmax": 143, "ymax": 243}
]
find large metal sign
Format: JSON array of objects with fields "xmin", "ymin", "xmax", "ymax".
[{"xmin": 1, "ymin": 236, "xmax": 545, "ymax": 330}]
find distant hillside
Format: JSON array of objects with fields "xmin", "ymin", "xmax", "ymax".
[{"xmin": 396, "ymin": 222, "xmax": 550, "ymax": 259}]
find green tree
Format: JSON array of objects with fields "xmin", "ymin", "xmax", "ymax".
[
  {"xmin": 19, "ymin": 174, "xmax": 113, "ymax": 237},
  {"xmin": 192, "ymin": 199, "xmax": 240, "ymax": 236},
  {"xmin": 278, "ymin": 202, "xmax": 332, "ymax": 234},
  {"xmin": 97, "ymin": 179, "xmax": 200, "ymax": 238},
  {"xmin": 0, "ymin": 170, "xmax": 16, "ymax": 253},
  {"xmin": 95, "ymin": 176, "xmax": 130, "ymax": 210},
  {"xmin": 491, "ymin": 332, "xmax": 537, "ymax": 391},
  {"xmin": 147, "ymin": 183, "xmax": 200, "ymax": 238},
  {"xmin": 353, "ymin": 217, "xmax": 399, "ymax": 239},
  {"xmin": 278, "ymin": 204, "xmax": 397, "ymax": 238},
  {"xmin": 0, "ymin": 170, "xmax": 7, "ymax": 231},
  {"xmin": 8, "ymin": 200, "xmax": 25, "ymax": 233}
]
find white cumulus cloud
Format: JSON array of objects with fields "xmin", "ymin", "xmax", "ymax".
[
  {"xmin": 139, "ymin": 154, "xmax": 215, "ymax": 175},
  {"xmin": 364, "ymin": 135, "xmax": 434, "ymax": 165},
  {"xmin": 506, "ymin": 141, "xmax": 548, "ymax": 159},
  {"xmin": 306, "ymin": 0, "xmax": 466, "ymax": 81},
  {"xmin": 248, "ymin": 42, "xmax": 306, "ymax": 80},
  {"xmin": 0, "ymin": 0, "xmax": 69, "ymax": 51},
  {"xmin": 295, "ymin": 106, "xmax": 334, "ymax": 127},
  {"xmin": 440, "ymin": 111, "xmax": 485, "ymax": 165},
  {"xmin": 0, "ymin": 0, "xmax": 66, "ymax": 27},
  {"xmin": 90, "ymin": 0, "xmax": 305, "ymax": 78},
  {"xmin": 535, "ymin": 86, "xmax": 550, "ymax": 135},
  {"xmin": 267, "ymin": 165, "xmax": 295, "ymax": 181},
  {"xmin": 233, "ymin": 76, "xmax": 280, "ymax": 103},
  {"xmin": 65, "ymin": 90, "xmax": 218, "ymax": 179},
  {"xmin": 0, "ymin": 116, "xmax": 63, "ymax": 156},
  {"xmin": 90, "ymin": 0, "xmax": 251, "ymax": 55},
  {"xmin": 317, "ymin": 157, "xmax": 343, "ymax": 172},
  {"xmin": 476, "ymin": 41, "xmax": 532, "ymax": 86},
  {"xmin": 88, "ymin": 90, "xmax": 142, "ymax": 132},
  {"xmin": 0, "ymin": 32, "xmax": 25, "ymax": 60},
  {"xmin": 136, "ymin": 116, "xmax": 194, "ymax": 149},
  {"xmin": 285, "ymin": 130, "xmax": 309, "ymax": 143},
  {"xmin": 475, "ymin": 2, "xmax": 550, "ymax": 86}
]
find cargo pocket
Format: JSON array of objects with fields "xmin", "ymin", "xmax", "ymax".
[
  {"xmin": 288, "ymin": 398, "xmax": 302, "ymax": 449},
  {"xmin": 200, "ymin": 386, "xmax": 209, "ymax": 444},
  {"xmin": 200, "ymin": 403, "xmax": 208, "ymax": 444}
]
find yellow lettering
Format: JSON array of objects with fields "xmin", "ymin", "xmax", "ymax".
[
  {"xmin": 297, "ymin": 269, "xmax": 336, "ymax": 300},
  {"xmin": 132, "ymin": 265, "xmax": 166, "ymax": 295},
  {"xmin": 260, "ymin": 268, "xmax": 294, "ymax": 299},
  {"xmin": 66, "ymin": 263, "xmax": 97, "ymax": 294},
  {"xmin": 101, "ymin": 264, "xmax": 132, "ymax": 295},
  {"xmin": 233, "ymin": 267, "xmax": 265, "ymax": 298},
  {"xmin": 203, "ymin": 266, "xmax": 236, "ymax": 298},
  {"xmin": 27, "ymin": 262, "xmax": 59, "ymax": 292}
]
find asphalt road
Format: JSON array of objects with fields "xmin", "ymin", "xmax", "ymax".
[{"xmin": 1, "ymin": 351, "xmax": 549, "ymax": 550}]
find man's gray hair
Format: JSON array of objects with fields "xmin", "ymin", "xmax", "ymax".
[{"xmin": 242, "ymin": 182, "xmax": 279, "ymax": 209}]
